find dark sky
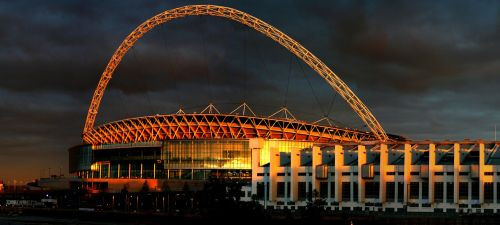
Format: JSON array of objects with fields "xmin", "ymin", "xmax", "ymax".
[{"xmin": 1, "ymin": 0, "xmax": 499, "ymax": 182}]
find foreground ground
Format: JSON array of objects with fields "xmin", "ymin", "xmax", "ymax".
[{"xmin": 1, "ymin": 207, "xmax": 500, "ymax": 225}]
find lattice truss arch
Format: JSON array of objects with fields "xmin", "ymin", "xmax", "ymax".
[
  {"xmin": 83, "ymin": 5, "xmax": 389, "ymax": 142},
  {"xmin": 83, "ymin": 114, "xmax": 378, "ymax": 145}
]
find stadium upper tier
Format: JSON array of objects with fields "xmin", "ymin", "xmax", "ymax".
[{"xmin": 82, "ymin": 109, "xmax": 405, "ymax": 145}]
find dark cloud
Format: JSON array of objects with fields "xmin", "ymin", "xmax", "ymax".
[{"xmin": 0, "ymin": 0, "xmax": 499, "ymax": 181}]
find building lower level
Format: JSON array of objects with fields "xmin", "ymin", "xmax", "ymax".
[
  {"xmin": 245, "ymin": 139, "xmax": 500, "ymax": 213},
  {"xmin": 68, "ymin": 137, "xmax": 500, "ymax": 213}
]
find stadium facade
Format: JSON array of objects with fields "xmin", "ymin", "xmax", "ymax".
[
  {"xmin": 67, "ymin": 4, "xmax": 500, "ymax": 214},
  {"xmin": 69, "ymin": 104, "xmax": 390, "ymax": 192}
]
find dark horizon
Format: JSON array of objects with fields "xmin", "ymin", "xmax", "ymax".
[{"xmin": 0, "ymin": 0, "xmax": 499, "ymax": 182}]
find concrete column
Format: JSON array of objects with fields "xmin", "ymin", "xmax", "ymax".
[
  {"xmin": 269, "ymin": 147, "xmax": 280, "ymax": 202},
  {"xmin": 250, "ymin": 138, "xmax": 264, "ymax": 196},
  {"xmin": 358, "ymin": 145, "xmax": 367, "ymax": 203},
  {"xmin": 404, "ymin": 144, "xmax": 412, "ymax": 204},
  {"xmin": 479, "ymin": 142, "xmax": 485, "ymax": 204},
  {"xmin": 128, "ymin": 163, "xmax": 131, "ymax": 178},
  {"xmin": 290, "ymin": 148, "xmax": 300, "ymax": 202},
  {"xmin": 334, "ymin": 145, "xmax": 344, "ymax": 202},
  {"xmin": 118, "ymin": 164, "xmax": 121, "ymax": 178},
  {"xmin": 380, "ymin": 144, "xmax": 388, "ymax": 203},
  {"xmin": 153, "ymin": 163, "xmax": 156, "ymax": 179},
  {"xmin": 312, "ymin": 146, "xmax": 322, "ymax": 195},
  {"xmin": 494, "ymin": 172, "xmax": 498, "ymax": 204},
  {"xmin": 454, "ymin": 143, "xmax": 460, "ymax": 203},
  {"xmin": 429, "ymin": 144, "xmax": 436, "ymax": 203},
  {"xmin": 140, "ymin": 163, "xmax": 143, "ymax": 179}
]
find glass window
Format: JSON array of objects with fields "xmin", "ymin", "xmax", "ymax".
[
  {"xmin": 446, "ymin": 182, "xmax": 454, "ymax": 203},
  {"xmin": 459, "ymin": 182, "xmax": 468, "ymax": 200},
  {"xmin": 386, "ymin": 182, "xmax": 395, "ymax": 202},
  {"xmin": 397, "ymin": 182, "xmax": 404, "ymax": 202},
  {"xmin": 298, "ymin": 182, "xmax": 307, "ymax": 200},
  {"xmin": 484, "ymin": 182, "xmax": 493, "ymax": 203},
  {"xmin": 422, "ymin": 181, "xmax": 429, "ymax": 200},
  {"xmin": 434, "ymin": 182, "xmax": 444, "ymax": 202},
  {"xmin": 365, "ymin": 182, "xmax": 379, "ymax": 199},
  {"xmin": 471, "ymin": 182, "xmax": 479, "ymax": 200},
  {"xmin": 353, "ymin": 182, "xmax": 358, "ymax": 202},
  {"xmin": 320, "ymin": 182, "xmax": 328, "ymax": 198},
  {"xmin": 410, "ymin": 182, "xmax": 419, "ymax": 199},
  {"xmin": 342, "ymin": 182, "xmax": 351, "ymax": 201},
  {"xmin": 277, "ymin": 182, "xmax": 285, "ymax": 198}
]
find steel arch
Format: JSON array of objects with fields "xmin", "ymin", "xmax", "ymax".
[{"xmin": 83, "ymin": 5, "xmax": 389, "ymax": 141}]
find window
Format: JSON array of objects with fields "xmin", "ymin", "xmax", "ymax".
[
  {"xmin": 434, "ymin": 182, "xmax": 444, "ymax": 202},
  {"xmin": 320, "ymin": 182, "xmax": 328, "ymax": 198},
  {"xmin": 298, "ymin": 182, "xmax": 307, "ymax": 200},
  {"xmin": 397, "ymin": 182, "xmax": 403, "ymax": 202},
  {"xmin": 386, "ymin": 182, "xmax": 395, "ymax": 202},
  {"xmin": 257, "ymin": 182, "xmax": 265, "ymax": 200},
  {"xmin": 459, "ymin": 182, "xmax": 468, "ymax": 200},
  {"xmin": 342, "ymin": 182, "xmax": 351, "ymax": 202},
  {"xmin": 287, "ymin": 182, "xmax": 290, "ymax": 199},
  {"xmin": 446, "ymin": 182, "xmax": 454, "ymax": 203},
  {"xmin": 422, "ymin": 182, "xmax": 429, "ymax": 200},
  {"xmin": 277, "ymin": 182, "xmax": 285, "ymax": 198},
  {"xmin": 365, "ymin": 182, "xmax": 379, "ymax": 199},
  {"xmin": 484, "ymin": 182, "xmax": 493, "ymax": 203},
  {"xmin": 497, "ymin": 183, "xmax": 500, "ymax": 202},
  {"xmin": 353, "ymin": 182, "xmax": 359, "ymax": 202},
  {"xmin": 471, "ymin": 182, "xmax": 479, "ymax": 200},
  {"xmin": 330, "ymin": 182, "xmax": 335, "ymax": 199},
  {"xmin": 410, "ymin": 182, "xmax": 419, "ymax": 199},
  {"xmin": 308, "ymin": 182, "xmax": 313, "ymax": 201}
]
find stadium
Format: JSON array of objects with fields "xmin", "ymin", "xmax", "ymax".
[{"xmin": 68, "ymin": 5, "xmax": 500, "ymax": 213}]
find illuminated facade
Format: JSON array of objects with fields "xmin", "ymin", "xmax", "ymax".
[
  {"xmin": 246, "ymin": 140, "xmax": 500, "ymax": 213},
  {"xmin": 69, "ymin": 134, "xmax": 325, "ymax": 192},
  {"xmin": 65, "ymin": 4, "xmax": 500, "ymax": 215}
]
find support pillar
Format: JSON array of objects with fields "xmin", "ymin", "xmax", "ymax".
[
  {"xmin": 380, "ymin": 144, "xmax": 388, "ymax": 203},
  {"xmin": 479, "ymin": 143, "xmax": 485, "ymax": 204},
  {"xmin": 334, "ymin": 145, "xmax": 344, "ymax": 202},
  {"xmin": 403, "ymin": 144, "xmax": 412, "ymax": 204},
  {"xmin": 312, "ymin": 146, "xmax": 322, "ymax": 195},
  {"xmin": 250, "ymin": 138, "xmax": 264, "ymax": 196},
  {"xmin": 128, "ymin": 163, "xmax": 131, "ymax": 179},
  {"xmin": 358, "ymin": 145, "xmax": 367, "ymax": 203},
  {"xmin": 454, "ymin": 143, "xmax": 460, "ymax": 203},
  {"xmin": 429, "ymin": 144, "xmax": 436, "ymax": 204},
  {"xmin": 269, "ymin": 147, "xmax": 279, "ymax": 202},
  {"xmin": 140, "ymin": 163, "xmax": 143, "ymax": 179},
  {"xmin": 290, "ymin": 147, "xmax": 300, "ymax": 202}
]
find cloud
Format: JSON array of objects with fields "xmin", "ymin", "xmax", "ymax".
[{"xmin": 0, "ymin": 0, "xmax": 499, "ymax": 181}]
